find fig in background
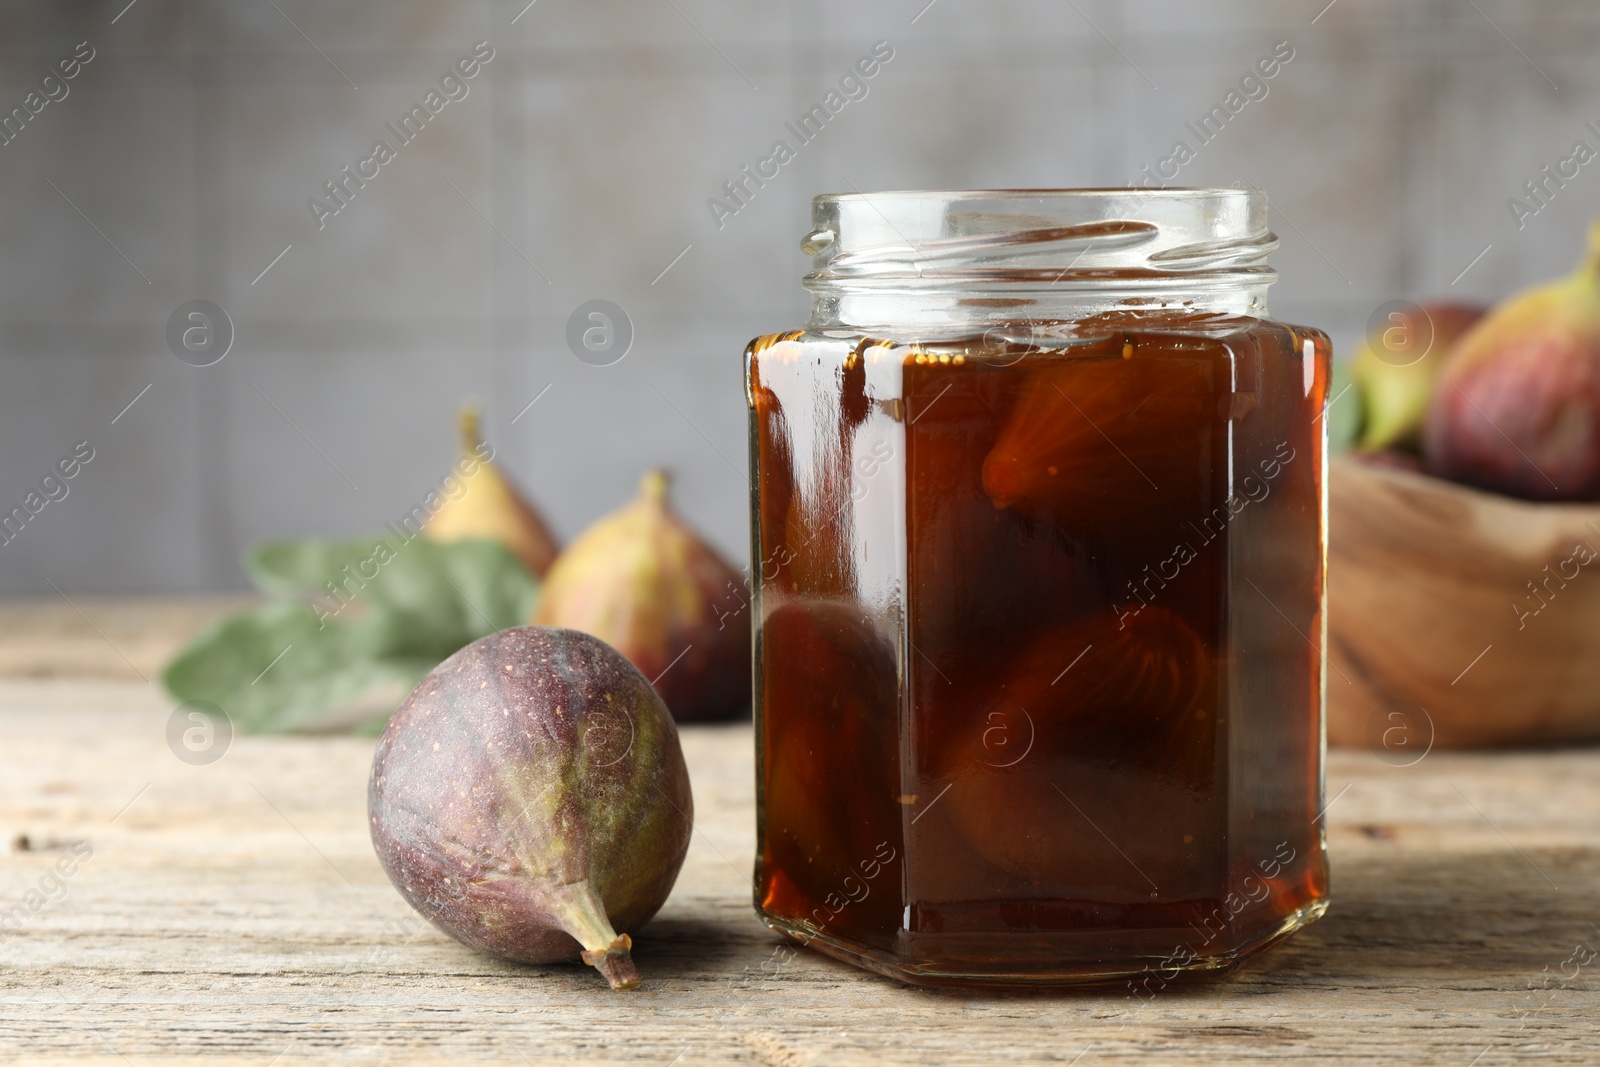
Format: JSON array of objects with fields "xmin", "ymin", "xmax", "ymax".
[
  {"xmin": 423, "ymin": 402, "xmax": 561, "ymax": 577},
  {"xmin": 1425, "ymin": 223, "xmax": 1600, "ymax": 500},
  {"xmin": 368, "ymin": 626, "xmax": 693, "ymax": 990},
  {"xmin": 534, "ymin": 471, "xmax": 751, "ymax": 723},
  {"xmin": 1352, "ymin": 301, "xmax": 1485, "ymax": 452}
]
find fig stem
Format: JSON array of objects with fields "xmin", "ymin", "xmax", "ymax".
[
  {"xmin": 581, "ymin": 935, "xmax": 641, "ymax": 991},
  {"xmin": 640, "ymin": 469, "xmax": 670, "ymax": 504},
  {"xmin": 550, "ymin": 879, "xmax": 642, "ymax": 990},
  {"xmin": 458, "ymin": 401, "xmax": 484, "ymax": 452}
]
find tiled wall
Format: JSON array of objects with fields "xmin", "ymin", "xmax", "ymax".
[{"xmin": 2, "ymin": 0, "xmax": 1597, "ymax": 593}]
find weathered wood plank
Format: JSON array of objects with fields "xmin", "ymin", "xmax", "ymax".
[
  {"xmin": 1, "ymin": 678, "xmax": 1597, "ymax": 1065},
  {"xmin": 0, "ymin": 596, "xmax": 250, "ymax": 682}
]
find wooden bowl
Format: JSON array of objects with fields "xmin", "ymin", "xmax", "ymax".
[{"xmin": 1328, "ymin": 455, "xmax": 1600, "ymax": 748}]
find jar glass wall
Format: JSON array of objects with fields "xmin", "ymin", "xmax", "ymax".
[{"xmin": 746, "ymin": 189, "xmax": 1330, "ymax": 987}]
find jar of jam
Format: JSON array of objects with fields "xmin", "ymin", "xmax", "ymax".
[{"xmin": 745, "ymin": 189, "xmax": 1330, "ymax": 987}]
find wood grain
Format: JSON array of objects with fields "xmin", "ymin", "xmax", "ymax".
[
  {"xmin": 1328, "ymin": 456, "xmax": 1600, "ymax": 747},
  {"xmin": 1, "ymin": 677, "xmax": 1597, "ymax": 1065},
  {"xmin": 0, "ymin": 596, "xmax": 251, "ymax": 683}
]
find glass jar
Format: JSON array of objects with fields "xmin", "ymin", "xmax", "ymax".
[{"xmin": 745, "ymin": 188, "xmax": 1330, "ymax": 988}]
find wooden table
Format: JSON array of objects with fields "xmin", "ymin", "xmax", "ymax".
[{"xmin": 2, "ymin": 673, "xmax": 1598, "ymax": 1065}]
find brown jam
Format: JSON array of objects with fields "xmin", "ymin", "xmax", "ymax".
[{"xmin": 749, "ymin": 311, "xmax": 1331, "ymax": 986}]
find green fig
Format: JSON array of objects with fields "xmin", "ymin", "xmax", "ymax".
[
  {"xmin": 1425, "ymin": 223, "xmax": 1600, "ymax": 500},
  {"xmin": 368, "ymin": 625, "xmax": 693, "ymax": 990},
  {"xmin": 1352, "ymin": 301, "xmax": 1485, "ymax": 452},
  {"xmin": 534, "ymin": 471, "xmax": 750, "ymax": 723},
  {"xmin": 423, "ymin": 403, "xmax": 561, "ymax": 577}
]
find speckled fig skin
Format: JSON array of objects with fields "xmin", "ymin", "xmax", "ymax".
[
  {"xmin": 368, "ymin": 626, "xmax": 693, "ymax": 989},
  {"xmin": 534, "ymin": 470, "xmax": 751, "ymax": 724}
]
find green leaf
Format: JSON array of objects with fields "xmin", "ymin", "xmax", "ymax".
[
  {"xmin": 163, "ymin": 536, "xmax": 539, "ymax": 734},
  {"xmin": 161, "ymin": 601, "xmax": 417, "ymax": 733},
  {"xmin": 247, "ymin": 535, "xmax": 536, "ymax": 657}
]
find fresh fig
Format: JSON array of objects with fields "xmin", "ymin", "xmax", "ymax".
[
  {"xmin": 1425, "ymin": 224, "xmax": 1600, "ymax": 500},
  {"xmin": 423, "ymin": 403, "xmax": 561, "ymax": 577},
  {"xmin": 1351, "ymin": 301, "xmax": 1485, "ymax": 452},
  {"xmin": 534, "ymin": 471, "xmax": 750, "ymax": 723},
  {"xmin": 368, "ymin": 625, "xmax": 693, "ymax": 990}
]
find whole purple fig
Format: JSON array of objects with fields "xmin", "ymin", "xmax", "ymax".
[
  {"xmin": 368, "ymin": 626, "xmax": 693, "ymax": 989},
  {"xmin": 1425, "ymin": 222, "xmax": 1600, "ymax": 500}
]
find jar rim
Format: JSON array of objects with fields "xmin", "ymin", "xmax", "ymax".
[
  {"xmin": 802, "ymin": 187, "xmax": 1277, "ymax": 324},
  {"xmin": 804, "ymin": 187, "xmax": 1274, "ymax": 289},
  {"xmin": 814, "ymin": 186, "xmax": 1260, "ymax": 203}
]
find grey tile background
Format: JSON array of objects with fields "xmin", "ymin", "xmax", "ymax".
[{"xmin": 1, "ymin": 0, "xmax": 1596, "ymax": 593}]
